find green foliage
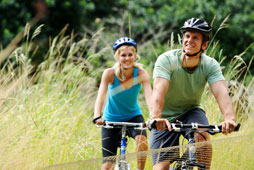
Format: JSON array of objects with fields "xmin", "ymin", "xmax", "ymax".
[
  {"xmin": 0, "ymin": 0, "xmax": 33, "ymax": 46},
  {"xmin": 212, "ymin": 0, "xmax": 254, "ymax": 63},
  {"xmin": 0, "ymin": 21, "xmax": 254, "ymax": 169},
  {"xmin": 1, "ymin": 0, "xmax": 253, "ymax": 74}
]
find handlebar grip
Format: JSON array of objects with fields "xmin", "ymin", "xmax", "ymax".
[
  {"xmin": 216, "ymin": 123, "xmax": 241, "ymax": 133},
  {"xmin": 234, "ymin": 123, "xmax": 241, "ymax": 131},
  {"xmin": 148, "ymin": 120, "xmax": 157, "ymax": 130}
]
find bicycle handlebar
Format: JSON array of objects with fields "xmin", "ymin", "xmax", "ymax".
[
  {"xmin": 149, "ymin": 120, "xmax": 241, "ymax": 135},
  {"xmin": 97, "ymin": 121, "xmax": 148, "ymax": 130}
]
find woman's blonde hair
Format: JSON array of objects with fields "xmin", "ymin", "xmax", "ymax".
[{"xmin": 113, "ymin": 45, "xmax": 143, "ymax": 81}]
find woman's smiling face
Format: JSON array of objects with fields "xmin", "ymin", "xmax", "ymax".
[{"xmin": 118, "ymin": 46, "xmax": 136, "ymax": 70}]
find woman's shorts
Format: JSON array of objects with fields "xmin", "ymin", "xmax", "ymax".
[{"xmin": 101, "ymin": 115, "xmax": 147, "ymax": 162}]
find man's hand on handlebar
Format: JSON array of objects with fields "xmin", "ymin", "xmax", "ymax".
[
  {"xmin": 220, "ymin": 118, "xmax": 237, "ymax": 135},
  {"xmin": 148, "ymin": 119, "xmax": 241, "ymax": 135},
  {"xmin": 149, "ymin": 118, "xmax": 172, "ymax": 131}
]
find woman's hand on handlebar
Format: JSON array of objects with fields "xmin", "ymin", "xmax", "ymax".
[
  {"xmin": 93, "ymin": 116, "xmax": 105, "ymax": 125},
  {"xmin": 96, "ymin": 117, "xmax": 105, "ymax": 125}
]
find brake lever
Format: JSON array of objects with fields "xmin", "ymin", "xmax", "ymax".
[
  {"xmin": 208, "ymin": 123, "xmax": 241, "ymax": 135},
  {"xmin": 148, "ymin": 120, "xmax": 183, "ymax": 132},
  {"xmin": 148, "ymin": 119, "xmax": 157, "ymax": 131}
]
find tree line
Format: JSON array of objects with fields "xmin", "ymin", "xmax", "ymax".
[{"xmin": 0, "ymin": 0, "xmax": 253, "ymax": 74}]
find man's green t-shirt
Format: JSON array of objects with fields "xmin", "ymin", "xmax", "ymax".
[{"xmin": 153, "ymin": 49, "xmax": 225, "ymax": 122}]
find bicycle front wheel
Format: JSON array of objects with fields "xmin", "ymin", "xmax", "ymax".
[{"xmin": 114, "ymin": 160, "xmax": 130, "ymax": 170}]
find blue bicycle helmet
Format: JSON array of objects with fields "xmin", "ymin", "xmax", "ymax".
[
  {"xmin": 113, "ymin": 37, "xmax": 137, "ymax": 52},
  {"xmin": 181, "ymin": 18, "xmax": 212, "ymax": 41}
]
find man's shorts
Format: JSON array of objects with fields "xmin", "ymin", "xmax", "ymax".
[
  {"xmin": 149, "ymin": 108, "xmax": 209, "ymax": 165},
  {"xmin": 101, "ymin": 115, "xmax": 147, "ymax": 162}
]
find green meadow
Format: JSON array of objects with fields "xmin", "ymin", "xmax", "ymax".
[{"xmin": 0, "ymin": 23, "xmax": 253, "ymax": 170}]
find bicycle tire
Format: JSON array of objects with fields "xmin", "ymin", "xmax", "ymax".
[{"xmin": 115, "ymin": 160, "xmax": 130, "ymax": 170}]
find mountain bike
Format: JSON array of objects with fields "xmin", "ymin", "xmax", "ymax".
[
  {"xmin": 149, "ymin": 120, "xmax": 241, "ymax": 170},
  {"xmin": 98, "ymin": 121, "xmax": 148, "ymax": 170}
]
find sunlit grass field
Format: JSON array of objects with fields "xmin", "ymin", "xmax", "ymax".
[{"xmin": 0, "ymin": 25, "xmax": 253, "ymax": 170}]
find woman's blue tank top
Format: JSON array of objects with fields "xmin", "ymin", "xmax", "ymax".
[{"xmin": 103, "ymin": 67, "xmax": 142, "ymax": 121}]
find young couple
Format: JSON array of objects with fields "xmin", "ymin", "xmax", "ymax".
[{"xmin": 93, "ymin": 18, "xmax": 237, "ymax": 170}]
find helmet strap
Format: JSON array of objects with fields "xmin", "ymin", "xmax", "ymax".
[
  {"xmin": 183, "ymin": 48, "xmax": 203, "ymax": 57},
  {"xmin": 183, "ymin": 41, "xmax": 206, "ymax": 57}
]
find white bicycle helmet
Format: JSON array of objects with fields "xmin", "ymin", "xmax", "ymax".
[{"xmin": 181, "ymin": 18, "xmax": 212, "ymax": 41}]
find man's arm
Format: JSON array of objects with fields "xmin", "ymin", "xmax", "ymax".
[
  {"xmin": 151, "ymin": 77, "xmax": 171, "ymax": 130},
  {"xmin": 138, "ymin": 68, "xmax": 152, "ymax": 112},
  {"xmin": 210, "ymin": 80, "xmax": 237, "ymax": 134}
]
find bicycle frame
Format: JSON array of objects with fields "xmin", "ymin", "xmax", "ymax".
[
  {"xmin": 173, "ymin": 129, "xmax": 206, "ymax": 170},
  {"xmin": 115, "ymin": 124, "xmax": 130, "ymax": 170},
  {"xmin": 98, "ymin": 121, "xmax": 147, "ymax": 170},
  {"xmin": 149, "ymin": 121, "xmax": 241, "ymax": 170}
]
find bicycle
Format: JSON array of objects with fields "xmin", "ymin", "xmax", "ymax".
[
  {"xmin": 149, "ymin": 120, "xmax": 241, "ymax": 170},
  {"xmin": 98, "ymin": 121, "xmax": 148, "ymax": 170}
]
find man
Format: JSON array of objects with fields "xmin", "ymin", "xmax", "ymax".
[{"xmin": 149, "ymin": 18, "xmax": 237, "ymax": 170}]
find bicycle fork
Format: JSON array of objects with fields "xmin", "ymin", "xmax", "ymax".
[
  {"xmin": 115, "ymin": 125, "xmax": 130, "ymax": 170},
  {"xmin": 188, "ymin": 136, "xmax": 196, "ymax": 162},
  {"xmin": 120, "ymin": 126, "xmax": 127, "ymax": 159},
  {"xmin": 182, "ymin": 132, "xmax": 205, "ymax": 170}
]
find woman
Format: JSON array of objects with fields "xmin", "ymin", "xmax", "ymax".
[{"xmin": 93, "ymin": 37, "xmax": 152, "ymax": 170}]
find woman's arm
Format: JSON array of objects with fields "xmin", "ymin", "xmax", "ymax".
[{"xmin": 94, "ymin": 68, "xmax": 114, "ymax": 125}]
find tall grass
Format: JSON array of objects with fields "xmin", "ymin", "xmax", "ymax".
[
  {"xmin": 0, "ymin": 26, "xmax": 108, "ymax": 170},
  {"xmin": 0, "ymin": 23, "xmax": 253, "ymax": 170}
]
